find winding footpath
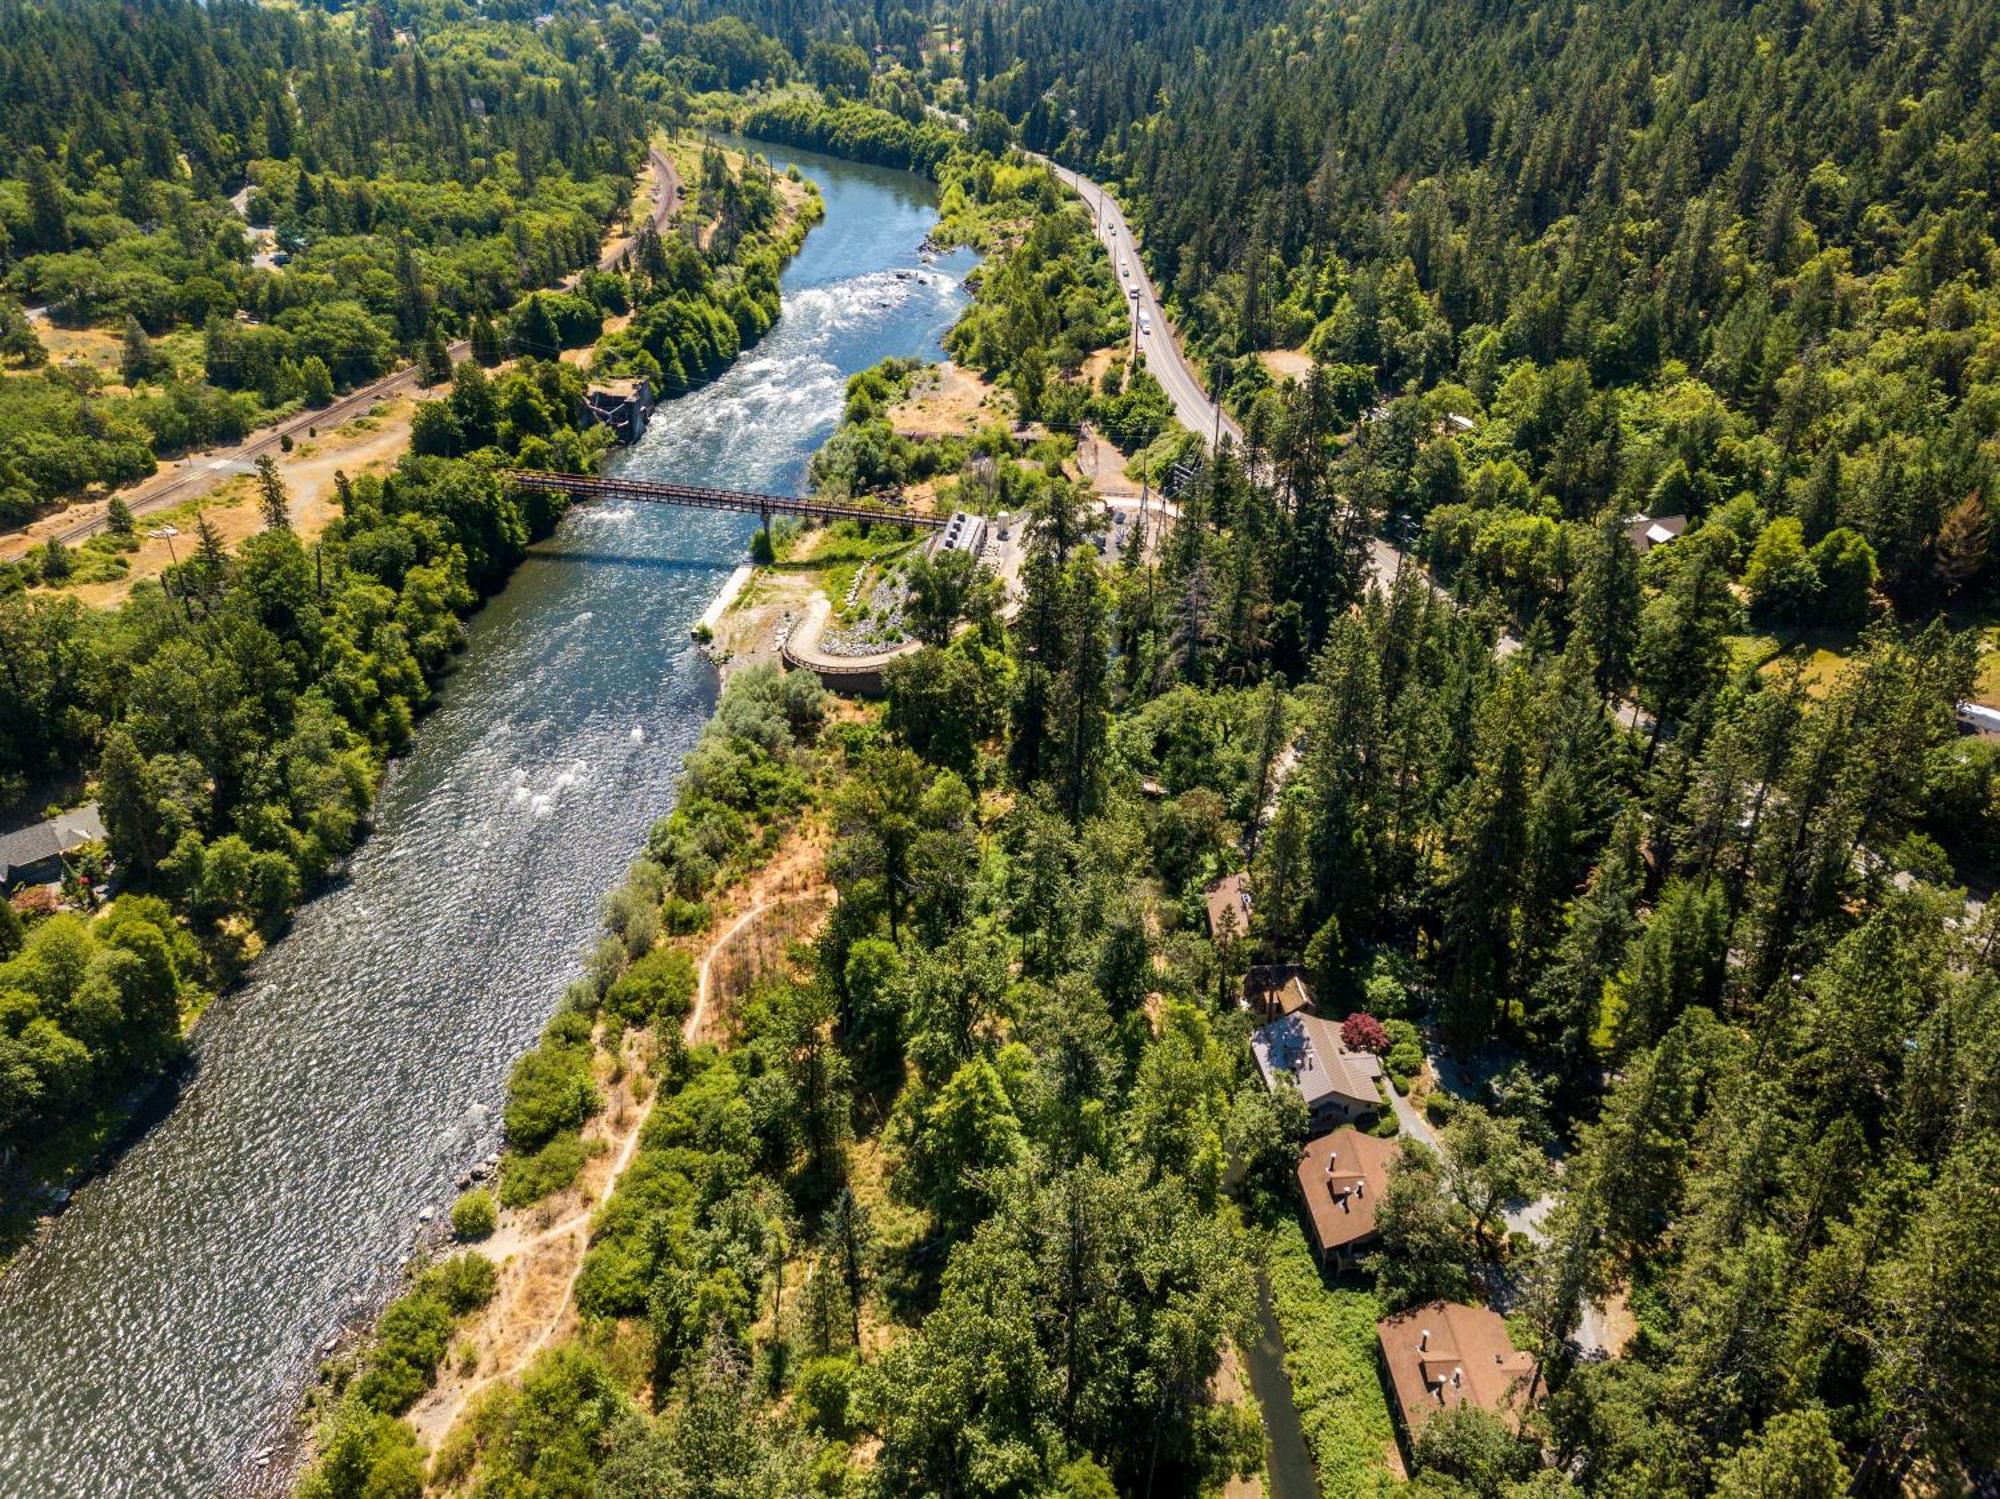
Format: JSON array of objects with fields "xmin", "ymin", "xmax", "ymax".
[{"xmin": 408, "ymin": 888, "xmax": 821, "ymax": 1450}]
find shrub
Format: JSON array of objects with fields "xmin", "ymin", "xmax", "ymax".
[
  {"xmin": 430, "ymin": 1252, "xmax": 498, "ymax": 1315},
  {"xmin": 1340, "ymin": 1012, "xmax": 1389, "ymax": 1054},
  {"xmin": 795, "ymin": 1355, "xmax": 858, "ymax": 1439},
  {"xmin": 502, "ymin": 1028, "xmax": 598, "ymax": 1152},
  {"xmin": 605, "ymin": 945, "xmax": 697, "ymax": 1025},
  {"xmin": 1423, "ymin": 1090, "xmax": 1457, "ymax": 1125},
  {"xmin": 1386, "ymin": 1041, "xmax": 1424, "ymax": 1088},
  {"xmin": 451, "ymin": 1188, "xmax": 497, "ymax": 1241},
  {"xmin": 498, "ymin": 1131, "xmax": 587, "ymax": 1207}
]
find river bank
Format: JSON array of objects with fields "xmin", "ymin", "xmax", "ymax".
[
  {"xmin": 0, "ymin": 135, "xmax": 820, "ymax": 1264},
  {"xmin": 0, "ymin": 142, "xmax": 972, "ymax": 1499}
]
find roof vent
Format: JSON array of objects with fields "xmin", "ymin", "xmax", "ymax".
[{"xmin": 1418, "ymin": 1329, "xmax": 1429, "ymax": 1350}]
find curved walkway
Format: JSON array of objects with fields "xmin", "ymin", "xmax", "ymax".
[{"xmin": 780, "ymin": 593, "xmax": 920, "ymax": 694}]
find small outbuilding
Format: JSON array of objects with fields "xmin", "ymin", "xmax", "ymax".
[{"xmin": 1623, "ymin": 512, "xmax": 1688, "ymax": 555}]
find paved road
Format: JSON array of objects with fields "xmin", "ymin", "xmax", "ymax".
[
  {"xmin": 42, "ymin": 143, "xmax": 682, "ymax": 551},
  {"xmin": 1038, "ymin": 160, "xmax": 1239, "ymax": 446},
  {"xmin": 1037, "ymin": 157, "xmax": 1454, "ymax": 613}
]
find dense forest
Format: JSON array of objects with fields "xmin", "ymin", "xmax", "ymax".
[
  {"xmin": 0, "ymin": 0, "xmax": 651, "ymax": 524},
  {"xmin": 287, "ymin": 27, "xmax": 2000, "ymax": 1499}
]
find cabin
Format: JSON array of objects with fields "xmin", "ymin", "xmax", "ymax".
[
  {"xmin": 1377, "ymin": 1301, "xmax": 1537, "ymax": 1438},
  {"xmin": 1623, "ymin": 512, "xmax": 1688, "ymax": 555},
  {"xmin": 580, "ymin": 376, "xmax": 654, "ymax": 444},
  {"xmin": 1297, "ymin": 1126, "xmax": 1396, "ymax": 1268},
  {"xmin": 0, "ymin": 803, "xmax": 105, "ymax": 889}
]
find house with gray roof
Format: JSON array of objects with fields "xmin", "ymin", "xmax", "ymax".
[
  {"xmin": 0, "ymin": 803, "xmax": 105, "ymax": 888},
  {"xmin": 1251, "ymin": 1010, "xmax": 1384, "ymax": 1132}
]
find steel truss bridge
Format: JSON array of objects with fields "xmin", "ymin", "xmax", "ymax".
[{"xmin": 503, "ymin": 470, "xmax": 946, "ymax": 530}]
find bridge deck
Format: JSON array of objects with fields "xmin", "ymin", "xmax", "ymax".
[{"xmin": 504, "ymin": 470, "xmax": 945, "ymax": 529}]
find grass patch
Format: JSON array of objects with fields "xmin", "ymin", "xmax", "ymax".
[{"xmin": 1262, "ymin": 1223, "xmax": 1399, "ymax": 1499}]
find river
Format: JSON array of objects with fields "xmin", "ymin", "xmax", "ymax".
[{"xmin": 0, "ymin": 145, "xmax": 974, "ymax": 1499}]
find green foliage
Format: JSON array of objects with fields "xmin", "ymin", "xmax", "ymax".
[
  {"xmin": 738, "ymin": 93, "xmax": 958, "ymax": 173},
  {"xmin": 295, "ymin": 1397, "xmax": 425, "ymax": 1499},
  {"xmin": 1263, "ymin": 1225, "xmax": 1398, "ymax": 1499},
  {"xmin": 497, "ymin": 1131, "xmax": 588, "ymax": 1209},
  {"xmin": 451, "ymin": 1187, "xmax": 497, "ymax": 1242},
  {"xmin": 353, "ymin": 1253, "xmax": 494, "ymax": 1415}
]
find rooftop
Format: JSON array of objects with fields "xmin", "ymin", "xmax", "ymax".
[
  {"xmin": 1623, "ymin": 512, "xmax": 1688, "ymax": 554},
  {"xmin": 1252, "ymin": 1011, "xmax": 1383, "ymax": 1115},
  {"xmin": 1377, "ymin": 1300, "xmax": 1537, "ymax": 1435},
  {"xmin": 1297, "ymin": 1126, "xmax": 1396, "ymax": 1255},
  {"xmin": 0, "ymin": 802, "xmax": 105, "ymax": 884},
  {"xmin": 1205, "ymin": 872, "xmax": 1251, "ymax": 941}
]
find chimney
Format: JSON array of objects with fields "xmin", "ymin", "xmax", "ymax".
[{"xmin": 1418, "ymin": 1329, "xmax": 1429, "ymax": 1351}]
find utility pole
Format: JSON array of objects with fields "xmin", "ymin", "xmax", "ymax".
[
  {"xmin": 1212, "ymin": 397, "xmax": 1222, "ymax": 449},
  {"xmin": 149, "ymin": 525, "xmax": 195, "ymax": 626}
]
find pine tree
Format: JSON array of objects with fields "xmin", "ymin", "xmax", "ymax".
[
  {"xmin": 1573, "ymin": 506, "xmax": 1641, "ymax": 698},
  {"xmin": 418, "ymin": 326, "xmax": 452, "ymax": 386},
  {"xmin": 120, "ymin": 315, "xmax": 156, "ymax": 387},
  {"xmin": 1533, "ymin": 807, "xmax": 1643, "ymax": 1086},
  {"xmin": 255, "ymin": 455, "xmax": 291, "ymax": 530},
  {"xmin": 470, "ymin": 308, "xmax": 503, "ymax": 366}
]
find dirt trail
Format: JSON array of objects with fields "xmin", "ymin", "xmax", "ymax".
[{"xmin": 404, "ymin": 842, "xmax": 831, "ymax": 1455}]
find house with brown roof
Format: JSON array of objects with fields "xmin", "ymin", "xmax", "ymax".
[
  {"xmin": 1204, "ymin": 872, "xmax": 1251, "ymax": 943},
  {"xmin": 1623, "ymin": 512, "xmax": 1688, "ymax": 555},
  {"xmin": 1297, "ymin": 1126, "xmax": 1395, "ymax": 1268},
  {"xmin": 1251, "ymin": 1011, "xmax": 1384, "ymax": 1132},
  {"xmin": 1377, "ymin": 1301, "xmax": 1537, "ymax": 1438},
  {"xmin": 1243, "ymin": 963, "xmax": 1315, "ymax": 1022}
]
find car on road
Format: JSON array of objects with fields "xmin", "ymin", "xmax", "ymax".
[
  {"xmin": 1128, "ymin": 285, "xmax": 1139, "ymax": 300},
  {"xmin": 1138, "ymin": 311, "xmax": 1152, "ymax": 335}
]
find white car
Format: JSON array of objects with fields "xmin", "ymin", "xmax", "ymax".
[{"xmin": 1127, "ymin": 285, "xmax": 1139, "ymax": 300}]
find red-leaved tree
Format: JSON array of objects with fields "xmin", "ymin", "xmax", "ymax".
[{"xmin": 1341, "ymin": 1012, "xmax": 1389, "ymax": 1054}]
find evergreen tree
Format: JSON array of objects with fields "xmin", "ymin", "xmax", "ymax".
[{"xmin": 255, "ymin": 454, "xmax": 290, "ymax": 530}]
